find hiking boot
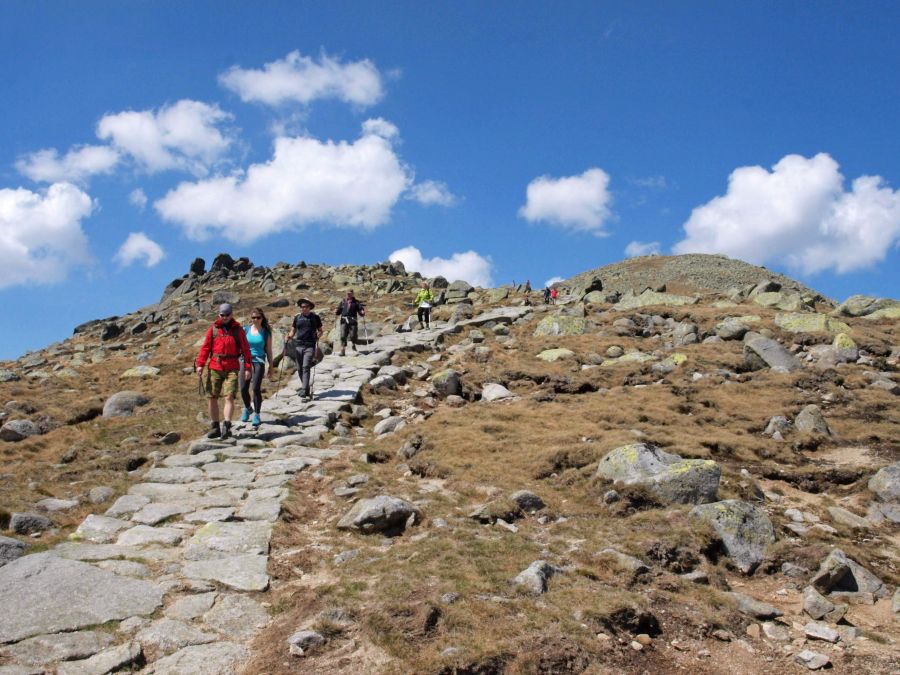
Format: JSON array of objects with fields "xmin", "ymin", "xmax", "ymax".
[
  {"xmin": 339, "ymin": 348, "xmax": 345, "ymax": 357},
  {"xmin": 240, "ymin": 407, "xmax": 251, "ymax": 423},
  {"xmin": 221, "ymin": 422, "xmax": 232, "ymax": 440},
  {"xmin": 251, "ymin": 413, "xmax": 261, "ymax": 427},
  {"xmin": 207, "ymin": 422, "xmax": 221, "ymax": 439}
]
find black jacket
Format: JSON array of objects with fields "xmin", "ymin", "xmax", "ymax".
[{"xmin": 335, "ymin": 298, "xmax": 365, "ymax": 322}]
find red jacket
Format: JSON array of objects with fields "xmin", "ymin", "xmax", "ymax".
[{"xmin": 196, "ymin": 318, "xmax": 252, "ymax": 372}]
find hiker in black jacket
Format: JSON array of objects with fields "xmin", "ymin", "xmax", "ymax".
[{"xmin": 335, "ymin": 290, "xmax": 365, "ymax": 356}]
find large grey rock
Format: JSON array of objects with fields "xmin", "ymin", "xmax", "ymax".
[
  {"xmin": 183, "ymin": 521, "xmax": 272, "ymax": 560},
  {"xmin": 795, "ymin": 405, "xmax": 831, "ymax": 435},
  {"xmin": 136, "ymin": 618, "xmax": 217, "ymax": 653},
  {"xmin": 116, "ymin": 525, "xmax": 184, "ymax": 547},
  {"xmin": 802, "ymin": 586, "xmax": 846, "ymax": 622},
  {"xmin": 715, "ymin": 317, "xmax": 752, "ymax": 341},
  {"xmin": 0, "ymin": 552, "xmax": 163, "ymax": 643},
  {"xmin": 287, "ymin": 630, "xmax": 325, "ymax": 655},
  {"xmin": 102, "ymin": 391, "xmax": 150, "ymax": 418},
  {"xmin": 512, "ymin": 560, "xmax": 560, "ymax": 595},
  {"xmin": 164, "ymin": 592, "xmax": 217, "ymax": 621},
  {"xmin": 10, "ymin": 513, "xmax": 52, "ymax": 535},
  {"xmin": 182, "ymin": 554, "xmax": 269, "ymax": 591},
  {"xmin": 810, "ymin": 548, "xmax": 887, "ymax": 599},
  {"xmin": 795, "ymin": 649, "xmax": 831, "ymax": 670},
  {"xmin": 727, "ymin": 592, "xmax": 783, "ymax": 619},
  {"xmin": 0, "ymin": 537, "xmax": 25, "ymax": 567},
  {"xmin": 532, "ymin": 315, "xmax": 588, "ymax": 337},
  {"xmin": 690, "ymin": 500, "xmax": 775, "ymax": 574},
  {"xmin": 71, "ymin": 515, "xmax": 130, "ymax": 544},
  {"xmin": 55, "ymin": 641, "xmax": 142, "ymax": 675},
  {"xmin": 0, "ymin": 420, "xmax": 41, "ymax": 442},
  {"xmin": 203, "ymin": 594, "xmax": 270, "ymax": 640},
  {"xmin": 145, "ymin": 642, "xmax": 249, "ymax": 675},
  {"xmin": 868, "ymin": 462, "xmax": 900, "ymax": 502},
  {"xmin": 373, "ymin": 416, "xmax": 406, "ymax": 436},
  {"xmin": 432, "ymin": 369, "xmax": 462, "ymax": 397},
  {"xmin": 595, "ymin": 444, "xmax": 720, "ymax": 504},
  {"xmin": 743, "ymin": 332, "xmax": 801, "ymax": 373},
  {"xmin": 336, "ymin": 495, "xmax": 422, "ymax": 534},
  {"xmin": 0, "ymin": 630, "xmax": 114, "ymax": 666},
  {"xmin": 481, "ymin": 383, "xmax": 515, "ymax": 402}
]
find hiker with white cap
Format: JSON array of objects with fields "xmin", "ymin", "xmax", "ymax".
[
  {"xmin": 195, "ymin": 303, "xmax": 252, "ymax": 439},
  {"xmin": 287, "ymin": 298, "xmax": 323, "ymax": 402}
]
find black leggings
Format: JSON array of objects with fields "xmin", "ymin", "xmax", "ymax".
[
  {"xmin": 240, "ymin": 362, "xmax": 266, "ymax": 413},
  {"xmin": 417, "ymin": 306, "xmax": 431, "ymax": 326}
]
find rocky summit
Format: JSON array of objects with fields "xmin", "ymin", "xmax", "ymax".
[{"xmin": 0, "ymin": 253, "xmax": 898, "ymax": 674}]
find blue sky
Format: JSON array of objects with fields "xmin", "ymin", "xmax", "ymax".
[{"xmin": 2, "ymin": 1, "xmax": 899, "ymax": 359}]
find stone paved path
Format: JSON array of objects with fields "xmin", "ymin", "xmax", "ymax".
[{"xmin": 0, "ymin": 308, "xmax": 530, "ymax": 675}]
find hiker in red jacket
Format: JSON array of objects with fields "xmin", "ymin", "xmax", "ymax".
[{"xmin": 195, "ymin": 303, "xmax": 252, "ymax": 439}]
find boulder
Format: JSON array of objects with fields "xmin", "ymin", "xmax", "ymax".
[
  {"xmin": 794, "ymin": 405, "xmax": 831, "ymax": 435},
  {"xmin": 0, "ymin": 419, "xmax": 41, "ymax": 442},
  {"xmin": 868, "ymin": 462, "xmax": 900, "ymax": 502},
  {"xmin": 689, "ymin": 500, "xmax": 775, "ymax": 574},
  {"xmin": 596, "ymin": 444, "xmax": 720, "ymax": 504},
  {"xmin": 0, "ymin": 535, "xmax": 25, "ymax": 567},
  {"xmin": 121, "ymin": 365, "xmax": 160, "ymax": 378},
  {"xmin": 536, "ymin": 348, "xmax": 576, "ymax": 362},
  {"xmin": 810, "ymin": 548, "xmax": 888, "ymax": 599},
  {"xmin": 432, "ymin": 370, "xmax": 462, "ymax": 397},
  {"xmin": 743, "ymin": 332, "xmax": 800, "ymax": 373},
  {"xmin": 802, "ymin": 586, "xmax": 847, "ymax": 622},
  {"xmin": 0, "ymin": 552, "xmax": 163, "ymax": 643},
  {"xmin": 190, "ymin": 257, "xmax": 206, "ymax": 275},
  {"xmin": 336, "ymin": 495, "xmax": 422, "ymax": 535},
  {"xmin": 727, "ymin": 592, "xmax": 783, "ymax": 619},
  {"xmin": 613, "ymin": 290, "xmax": 698, "ymax": 311},
  {"xmin": 510, "ymin": 490, "xmax": 545, "ymax": 512},
  {"xmin": 715, "ymin": 317, "xmax": 758, "ymax": 341},
  {"xmin": 373, "ymin": 416, "xmax": 406, "ymax": 436},
  {"xmin": 774, "ymin": 313, "xmax": 850, "ymax": 334},
  {"xmin": 831, "ymin": 333, "xmax": 858, "ymax": 362},
  {"xmin": 833, "ymin": 295, "xmax": 899, "ymax": 318},
  {"xmin": 10, "ymin": 512, "xmax": 53, "ymax": 535},
  {"xmin": 512, "ymin": 560, "xmax": 560, "ymax": 595},
  {"xmin": 532, "ymin": 315, "xmax": 588, "ymax": 336},
  {"xmin": 482, "ymin": 383, "xmax": 515, "ymax": 402},
  {"xmin": 753, "ymin": 291, "xmax": 811, "ymax": 312},
  {"xmin": 102, "ymin": 391, "xmax": 150, "ymax": 418}
]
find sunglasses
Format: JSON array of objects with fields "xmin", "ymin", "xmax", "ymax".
[
  {"xmin": 251, "ymin": 316, "xmax": 261, "ymax": 320},
  {"xmin": 219, "ymin": 313, "xmax": 232, "ymax": 317}
]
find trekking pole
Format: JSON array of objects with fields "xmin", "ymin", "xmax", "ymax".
[{"xmin": 362, "ymin": 315, "xmax": 369, "ymax": 347}]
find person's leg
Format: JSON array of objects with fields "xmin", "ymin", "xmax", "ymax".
[
  {"xmin": 424, "ymin": 307, "xmax": 431, "ymax": 328},
  {"xmin": 339, "ymin": 322, "xmax": 348, "ymax": 355},
  {"xmin": 350, "ymin": 322, "xmax": 358, "ymax": 350},
  {"xmin": 300, "ymin": 347, "xmax": 312, "ymax": 396},
  {"xmin": 208, "ymin": 397, "xmax": 220, "ymax": 422},
  {"xmin": 417, "ymin": 307, "xmax": 425, "ymax": 329},
  {"xmin": 239, "ymin": 368, "xmax": 252, "ymax": 421},
  {"xmin": 223, "ymin": 395, "xmax": 234, "ymax": 421},
  {"xmin": 252, "ymin": 362, "xmax": 265, "ymax": 413}
]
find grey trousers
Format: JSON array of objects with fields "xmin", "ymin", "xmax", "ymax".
[{"xmin": 297, "ymin": 345, "xmax": 315, "ymax": 396}]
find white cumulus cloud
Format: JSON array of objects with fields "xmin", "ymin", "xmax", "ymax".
[
  {"xmin": 16, "ymin": 145, "xmax": 120, "ymax": 184},
  {"xmin": 0, "ymin": 182, "xmax": 94, "ymax": 289},
  {"xmin": 97, "ymin": 99, "xmax": 234, "ymax": 175},
  {"xmin": 129, "ymin": 188, "xmax": 148, "ymax": 210},
  {"xmin": 407, "ymin": 180, "xmax": 457, "ymax": 207},
  {"xmin": 625, "ymin": 240, "xmax": 661, "ymax": 257},
  {"xmin": 673, "ymin": 153, "xmax": 900, "ymax": 274},
  {"xmin": 114, "ymin": 232, "xmax": 164, "ymax": 268},
  {"xmin": 389, "ymin": 246, "xmax": 494, "ymax": 287},
  {"xmin": 544, "ymin": 276, "xmax": 565, "ymax": 287},
  {"xmin": 219, "ymin": 50, "xmax": 384, "ymax": 107},
  {"xmin": 519, "ymin": 168, "xmax": 613, "ymax": 234},
  {"xmin": 155, "ymin": 120, "xmax": 412, "ymax": 243}
]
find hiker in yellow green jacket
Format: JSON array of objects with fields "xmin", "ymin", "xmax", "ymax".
[{"xmin": 414, "ymin": 282, "xmax": 435, "ymax": 329}]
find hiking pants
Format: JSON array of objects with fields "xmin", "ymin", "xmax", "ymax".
[
  {"xmin": 417, "ymin": 306, "xmax": 431, "ymax": 327},
  {"xmin": 240, "ymin": 362, "xmax": 266, "ymax": 413},
  {"xmin": 340, "ymin": 319, "xmax": 358, "ymax": 345},
  {"xmin": 297, "ymin": 345, "xmax": 316, "ymax": 396}
]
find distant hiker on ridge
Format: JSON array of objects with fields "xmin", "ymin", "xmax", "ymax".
[
  {"xmin": 196, "ymin": 303, "xmax": 252, "ymax": 440},
  {"xmin": 287, "ymin": 298, "xmax": 323, "ymax": 402},
  {"xmin": 543, "ymin": 287, "xmax": 551, "ymax": 304},
  {"xmin": 524, "ymin": 279, "xmax": 532, "ymax": 293},
  {"xmin": 335, "ymin": 289, "xmax": 365, "ymax": 356},
  {"xmin": 414, "ymin": 281, "xmax": 435, "ymax": 330},
  {"xmin": 239, "ymin": 307, "xmax": 274, "ymax": 428}
]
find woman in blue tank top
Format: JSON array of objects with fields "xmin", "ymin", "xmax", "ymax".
[{"xmin": 240, "ymin": 307, "xmax": 274, "ymax": 427}]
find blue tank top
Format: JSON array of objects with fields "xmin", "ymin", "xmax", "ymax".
[{"xmin": 244, "ymin": 325, "xmax": 268, "ymax": 364}]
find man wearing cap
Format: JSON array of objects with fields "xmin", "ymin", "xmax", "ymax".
[
  {"xmin": 335, "ymin": 289, "xmax": 365, "ymax": 356},
  {"xmin": 287, "ymin": 298, "xmax": 323, "ymax": 401},
  {"xmin": 195, "ymin": 303, "xmax": 252, "ymax": 439}
]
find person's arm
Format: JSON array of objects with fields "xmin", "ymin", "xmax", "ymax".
[
  {"xmin": 237, "ymin": 326, "xmax": 253, "ymax": 373},
  {"xmin": 315, "ymin": 315, "xmax": 324, "ymax": 340},
  {"xmin": 358, "ymin": 301, "xmax": 365, "ymax": 316},
  {"xmin": 265, "ymin": 331, "xmax": 274, "ymax": 368},
  {"xmin": 195, "ymin": 327, "xmax": 213, "ymax": 373}
]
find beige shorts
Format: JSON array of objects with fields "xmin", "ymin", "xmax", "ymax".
[{"xmin": 205, "ymin": 368, "xmax": 239, "ymax": 398}]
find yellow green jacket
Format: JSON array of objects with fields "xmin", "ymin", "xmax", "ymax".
[{"xmin": 414, "ymin": 289, "xmax": 435, "ymax": 306}]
